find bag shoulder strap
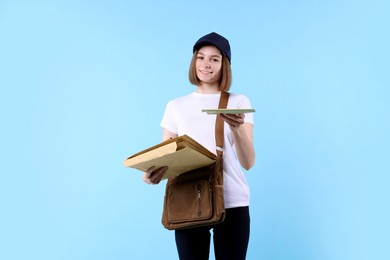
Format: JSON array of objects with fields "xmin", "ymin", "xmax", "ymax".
[{"xmin": 215, "ymin": 91, "xmax": 229, "ymax": 156}]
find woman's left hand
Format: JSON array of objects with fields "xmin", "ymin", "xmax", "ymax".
[{"xmin": 220, "ymin": 113, "xmax": 245, "ymax": 132}]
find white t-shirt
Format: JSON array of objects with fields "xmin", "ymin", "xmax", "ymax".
[{"xmin": 160, "ymin": 91, "xmax": 254, "ymax": 209}]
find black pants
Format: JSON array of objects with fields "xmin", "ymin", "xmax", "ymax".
[{"xmin": 175, "ymin": 206, "xmax": 250, "ymax": 260}]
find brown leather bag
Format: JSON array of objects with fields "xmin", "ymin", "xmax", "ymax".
[{"xmin": 161, "ymin": 92, "xmax": 229, "ymax": 230}]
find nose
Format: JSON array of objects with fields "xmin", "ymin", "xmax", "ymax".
[
  {"xmin": 198, "ymin": 57, "xmax": 211, "ymax": 69},
  {"xmin": 202, "ymin": 60, "xmax": 211, "ymax": 68}
]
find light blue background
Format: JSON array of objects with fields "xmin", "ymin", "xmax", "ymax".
[{"xmin": 1, "ymin": 0, "xmax": 389, "ymax": 259}]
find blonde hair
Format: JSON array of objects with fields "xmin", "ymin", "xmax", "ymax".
[{"xmin": 188, "ymin": 50, "xmax": 232, "ymax": 92}]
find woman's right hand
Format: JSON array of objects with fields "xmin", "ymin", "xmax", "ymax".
[{"xmin": 142, "ymin": 166, "xmax": 168, "ymax": 185}]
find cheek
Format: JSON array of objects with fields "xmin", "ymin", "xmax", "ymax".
[
  {"xmin": 215, "ymin": 63, "xmax": 222, "ymax": 72},
  {"xmin": 195, "ymin": 59, "xmax": 204, "ymax": 67},
  {"xmin": 214, "ymin": 65, "xmax": 222, "ymax": 76}
]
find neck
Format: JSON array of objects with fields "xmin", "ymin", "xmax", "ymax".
[{"xmin": 195, "ymin": 85, "xmax": 220, "ymax": 94}]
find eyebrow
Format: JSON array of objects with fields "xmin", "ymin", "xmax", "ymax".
[{"xmin": 197, "ymin": 52, "xmax": 222, "ymax": 58}]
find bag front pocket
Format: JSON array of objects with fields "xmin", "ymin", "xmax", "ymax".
[{"xmin": 167, "ymin": 179, "xmax": 212, "ymax": 223}]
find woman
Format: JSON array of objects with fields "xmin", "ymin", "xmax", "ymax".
[{"xmin": 142, "ymin": 32, "xmax": 255, "ymax": 260}]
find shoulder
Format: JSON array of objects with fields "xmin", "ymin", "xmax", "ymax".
[
  {"xmin": 167, "ymin": 93, "xmax": 195, "ymax": 104},
  {"xmin": 227, "ymin": 92, "xmax": 252, "ymax": 106},
  {"xmin": 227, "ymin": 92, "xmax": 254, "ymax": 124},
  {"xmin": 164, "ymin": 92, "xmax": 196, "ymax": 111}
]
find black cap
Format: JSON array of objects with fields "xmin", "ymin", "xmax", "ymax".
[{"xmin": 193, "ymin": 32, "xmax": 231, "ymax": 64}]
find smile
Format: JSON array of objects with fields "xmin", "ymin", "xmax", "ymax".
[{"xmin": 199, "ymin": 70, "xmax": 212, "ymax": 74}]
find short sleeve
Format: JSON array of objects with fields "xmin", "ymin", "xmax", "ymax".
[{"xmin": 160, "ymin": 100, "xmax": 178, "ymax": 134}]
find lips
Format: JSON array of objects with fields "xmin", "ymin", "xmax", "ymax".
[{"xmin": 199, "ymin": 70, "xmax": 212, "ymax": 74}]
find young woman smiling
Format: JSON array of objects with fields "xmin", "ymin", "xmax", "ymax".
[{"xmin": 142, "ymin": 32, "xmax": 255, "ymax": 260}]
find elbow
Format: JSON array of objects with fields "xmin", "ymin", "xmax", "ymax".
[
  {"xmin": 242, "ymin": 164, "xmax": 254, "ymax": 171},
  {"xmin": 238, "ymin": 149, "xmax": 255, "ymax": 171},
  {"xmin": 241, "ymin": 158, "xmax": 255, "ymax": 171}
]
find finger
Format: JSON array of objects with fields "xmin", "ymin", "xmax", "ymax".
[
  {"xmin": 147, "ymin": 166, "xmax": 156, "ymax": 174},
  {"xmin": 150, "ymin": 172, "xmax": 164, "ymax": 184},
  {"xmin": 142, "ymin": 173, "xmax": 153, "ymax": 184},
  {"xmin": 150, "ymin": 166, "xmax": 168, "ymax": 184},
  {"xmin": 221, "ymin": 114, "xmax": 243, "ymax": 126},
  {"xmin": 222, "ymin": 113, "xmax": 243, "ymax": 121},
  {"xmin": 143, "ymin": 166, "xmax": 157, "ymax": 184},
  {"xmin": 237, "ymin": 113, "xmax": 245, "ymax": 119}
]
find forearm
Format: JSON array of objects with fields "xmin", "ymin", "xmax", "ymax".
[{"xmin": 232, "ymin": 123, "xmax": 255, "ymax": 170}]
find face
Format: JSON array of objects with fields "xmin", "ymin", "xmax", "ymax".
[{"xmin": 195, "ymin": 45, "xmax": 223, "ymax": 87}]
